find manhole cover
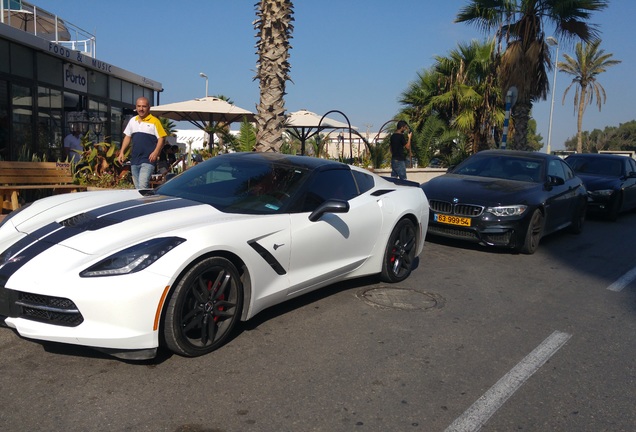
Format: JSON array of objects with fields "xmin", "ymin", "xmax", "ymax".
[{"xmin": 358, "ymin": 287, "xmax": 444, "ymax": 311}]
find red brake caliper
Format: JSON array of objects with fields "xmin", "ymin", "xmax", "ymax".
[{"xmin": 208, "ymin": 278, "xmax": 225, "ymax": 322}]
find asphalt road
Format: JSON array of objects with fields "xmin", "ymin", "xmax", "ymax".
[{"xmin": 0, "ymin": 212, "xmax": 634, "ymax": 432}]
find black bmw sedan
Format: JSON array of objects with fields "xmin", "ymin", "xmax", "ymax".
[
  {"xmin": 565, "ymin": 153, "xmax": 636, "ymax": 221},
  {"xmin": 421, "ymin": 150, "xmax": 588, "ymax": 254}
]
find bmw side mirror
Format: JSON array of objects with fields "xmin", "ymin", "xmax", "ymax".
[{"xmin": 544, "ymin": 175, "xmax": 565, "ymax": 189}]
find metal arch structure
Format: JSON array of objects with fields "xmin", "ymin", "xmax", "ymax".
[
  {"xmin": 372, "ymin": 118, "xmax": 414, "ymax": 165},
  {"xmin": 315, "ymin": 110, "xmax": 371, "ymax": 158}
]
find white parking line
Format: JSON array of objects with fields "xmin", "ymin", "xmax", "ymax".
[
  {"xmin": 607, "ymin": 266, "xmax": 636, "ymax": 292},
  {"xmin": 444, "ymin": 330, "xmax": 572, "ymax": 432}
]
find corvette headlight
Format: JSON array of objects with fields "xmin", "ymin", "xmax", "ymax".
[
  {"xmin": 80, "ymin": 237, "xmax": 186, "ymax": 277},
  {"xmin": 588, "ymin": 189, "xmax": 614, "ymax": 198},
  {"xmin": 486, "ymin": 205, "xmax": 527, "ymax": 217}
]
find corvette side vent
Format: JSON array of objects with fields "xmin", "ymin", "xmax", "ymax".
[{"xmin": 371, "ymin": 189, "xmax": 395, "ymax": 196}]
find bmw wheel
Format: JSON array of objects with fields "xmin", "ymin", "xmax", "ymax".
[
  {"xmin": 380, "ymin": 219, "xmax": 417, "ymax": 283},
  {"xmin": 519, "ymin": 209, "xmax": 543, "ymax": 254},
  {"xmin": 164, "ymin": 257, "xmax": 243, "ymax": 357}
]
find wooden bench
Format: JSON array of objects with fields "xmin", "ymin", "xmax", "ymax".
[{"xmin": 0, "ymin": 161, "xmax": 87, "ymax": 212}]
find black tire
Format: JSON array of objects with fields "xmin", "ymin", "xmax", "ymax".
[
  {"xmin": 164, "ymin": 257, "xmax": 243, "ymax": 357},
  {"xmin": 380, "ymin": 219, "xmax": 417, "ymax": 283},
  {"xmin": 519, "ymin": 209, "xmax": 543, "ymax": 254},
  {"xmin": 568, "ymin": 201, "xmax": 586, "ymax": 234}
]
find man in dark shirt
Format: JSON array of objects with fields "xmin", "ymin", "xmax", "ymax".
[{"xmin": 390, "ymin": 120, "xmax": 412, "ymax": 180}]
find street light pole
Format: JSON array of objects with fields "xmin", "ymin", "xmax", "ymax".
[
  {"xmin": 199, "ymin": 72, "xmax": 209, "ymax": 97},
  {"xmin": 546, "ymin": 37, "xmax": 559, "ymax": 155}
]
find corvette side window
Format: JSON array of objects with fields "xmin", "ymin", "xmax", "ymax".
[
  {"xmin": 352, "ymin": 170, "xmax": 375, "ymax": 194},
  {"xmin": 300, "ymin": 169, "xmax": 358, "ymax": 212}
]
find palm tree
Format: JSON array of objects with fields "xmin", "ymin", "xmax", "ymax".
[
  {"xmin": 207, "ymin": 94, "xmax": 236, "ymax": 153},
  {"xmin": 253, "ymin": 0, "xmax": 294, "ymax": 152},
  {"xmin": 456, "ymin": 0, "xmax": 609, "ymax": 151},
  {"xmin": 399, "ymin": 40, "xmax": 501, "ymax": 160},
  {"xmin": 159, "ymin": 117, "xmax": 177, "ymax": 137},
  {"xmin": 431, "ymin": 39, "xmax": 502, "ymax": 153},
  {"xmin": 236, "ymin": 117, "xmax": 257, "ymax": 152},
  {"xmin": 559, "ymin": 40, "xmax": 621, "ymax": 153}
]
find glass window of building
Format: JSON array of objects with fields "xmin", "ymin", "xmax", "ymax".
[
  {"xmin": 12, "ymin": 83, "xmax": 33, "ymax": 160},
  {"xmin": 36, "ymin": 53, "xmax": 63, "ymax": 86},
  {"xmin": 37, "ymin": 86, "xmax": 63, "ymax": 161},
  {"xmin": 88, "ymin": 98, "xmax": 107, "ymax": 141},
  {"xmin": 10, "ymin": 43, "xmax": 33, "ymax": 79},
  {"xmin": 143, "ymin": 87, "xmax": 154, "ymax": 103},
  {"xmin": 0, "ymin": 80, "xmax": 9, "ymax": 160},
  {"xmin": 122, "ymin": 81, "xmax": 133, "ymax": 105},
  {"xmin": 110, "ymin": 105, "xmax": 123, "ymax": 148},
  {"xmin": 109, "ymin": 76, "xmax": 122, "ymax": 102},
  {"xmin": 89, "ymin": 71, "xmax": 108, "ymax": 98},
  {"xmin": 133, "ymin": 85, "xmax": 143, "ymax": 102},
  {"xmin": 0, "ymin": 39, "xmax": 9, "ymax": 73}
]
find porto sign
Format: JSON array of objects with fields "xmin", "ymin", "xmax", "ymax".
[{"xmin": 64, "ymin": 64, "xmax": 87, "ymax": 92}]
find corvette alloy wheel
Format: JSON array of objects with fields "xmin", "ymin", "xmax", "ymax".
[
  {"xmin": 381, "ymin": 218, "xmax": 417, "ymax": 283},
  {"xmin": 164, "ymin": 257, "xmax": 243, "ymax": 357}
]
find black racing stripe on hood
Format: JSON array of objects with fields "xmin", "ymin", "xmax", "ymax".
[
  {"xmin": 61, "ymin": 195, "xmax": 203, "ymax": 229},
  {"xmin": 0, "ymin": 196, "xmax": 203, "ymax": 281},
  {"xmin": 0, "ymin": 222, "xmax": 70, "ymax": 279},
  {"xmin": 98, "ymin": 196, "xmax": 203, "ymax": 223}
]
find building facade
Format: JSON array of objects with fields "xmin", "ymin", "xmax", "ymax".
[{"xmin": 0, "ymin": 1, "xmax": 162, "ymax": 161}]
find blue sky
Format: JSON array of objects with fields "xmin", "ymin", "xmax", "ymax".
[{"xmin": 34, "ymin": 0, "xmax": 634, "ymax": 151}]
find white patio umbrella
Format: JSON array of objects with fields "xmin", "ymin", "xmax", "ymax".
[
  {"xmin": 150, "ymin": 97, "xmax": 255, "ymax": 130},
  {"xmin": 2, "ymin": 8, "xmax": 71, "ymax": 41},
  {"xmin": 151, "ymin": 97, "xmax": 255, "ymax": 153},
  {"xmin": 285, "ymin": 109, "xmax": 356, "ymax": 156}
]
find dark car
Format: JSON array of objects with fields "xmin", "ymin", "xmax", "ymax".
[
  {"xmin": 565, "ymin": 153, "xmax": 636, "ymax": 221},
  {"xmin": 421, "ymin": 150, "xmax": 587, "ymax": 254}
]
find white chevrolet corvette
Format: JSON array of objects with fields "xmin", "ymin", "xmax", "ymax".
[{"xmin": 0, "ymin": 152, "xmax": 428, "ymax": 360}]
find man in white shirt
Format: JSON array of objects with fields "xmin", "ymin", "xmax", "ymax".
[{"xmin": 64, "ymin": 130, "xmax": 83, "ymax": 164}]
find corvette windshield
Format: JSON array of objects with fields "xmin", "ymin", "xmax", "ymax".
[{"xmin": 157, "ymin": 156, "xmax": 308, "ymax": 213}]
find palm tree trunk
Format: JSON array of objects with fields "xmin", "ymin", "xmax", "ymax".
[
  {"xmin": 254, "ymin": 0, "xmax": 294, "ymax": 153},
  {"xmin": 511, "ymin": 101, "xmax": 532, "ymax": 151},
  {"xmin": 576, "ymin": 85, "xmax": 588, "ymax": 153}
]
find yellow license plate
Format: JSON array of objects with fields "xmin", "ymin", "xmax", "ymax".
[{"xmin": 434, "ymin": 213, "xmax": 471, "ymax": 227}]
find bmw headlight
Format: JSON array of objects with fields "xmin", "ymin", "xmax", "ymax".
[
  {"xmin": 588, "ymin": 189, "xmax": 614, "ymax": 198},
  {"xmin": 486, "ymin": 205, "xmax": 527, "ymax": 217},
  {"xmin": 80, "ymin": 237, "xmax": 186, "ymax": 277}
]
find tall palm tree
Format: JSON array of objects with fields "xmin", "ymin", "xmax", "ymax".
[
  {"xmin": 559, "ymin": 40, "xmax": 621, "ymax": 153},
  {"xmin": 456, "ymin": 0, "xmax": 609, "ymax": 150},
  {"xmin": 253, "ymin": 0, "xmax": 294, "ymax": 152}
]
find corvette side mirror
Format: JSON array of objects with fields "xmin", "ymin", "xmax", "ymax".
[{"xmin": 309, "ymin": 200, "xmax": 350, "ymax": 222}]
